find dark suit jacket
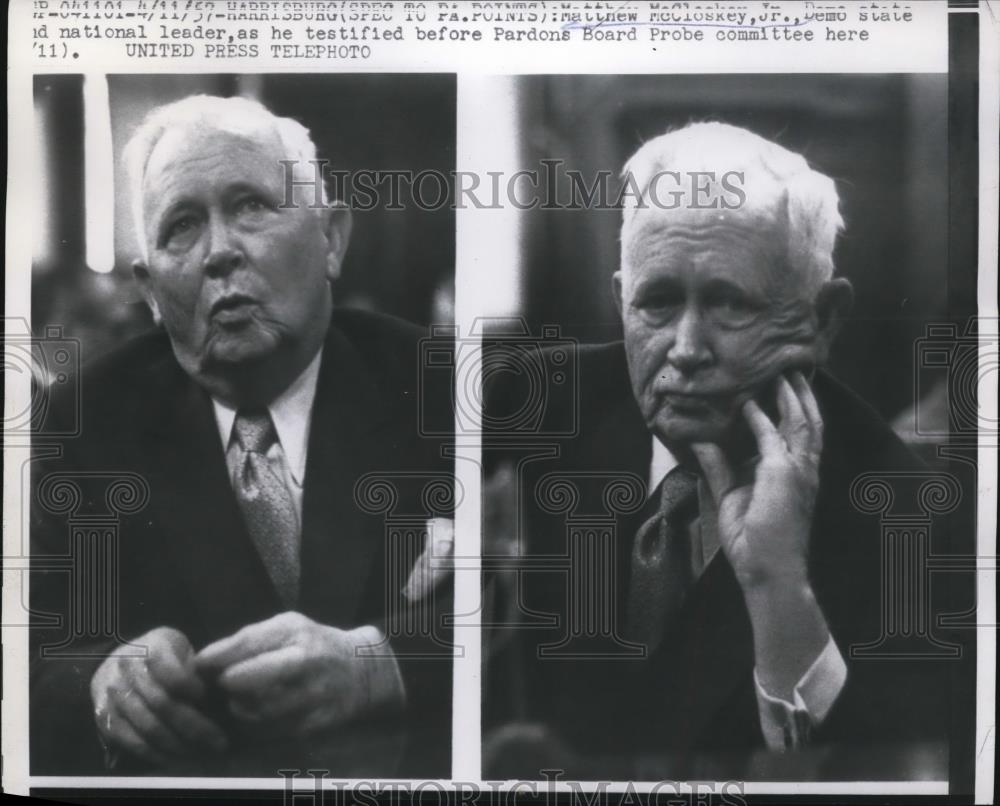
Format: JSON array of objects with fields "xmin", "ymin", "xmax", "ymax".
[
  {"xmin": 483, "ymin": 342, "xmax": 959, "ymax": 778},
  {"xmin": 30, "ymin": 309, "xmax": 454, "ymax": 776}
]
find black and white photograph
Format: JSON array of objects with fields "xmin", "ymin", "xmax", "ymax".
[
  {"xmin": 3, "ymin": 2, "xmax": 996, "ymax": 804},
  {"xmin": 26, "ymin": 73, "xmax": 457, "ymax": 779},
  {"xmin": 481, "ymin": 73, "xmax": 979, "ymax": 785}
]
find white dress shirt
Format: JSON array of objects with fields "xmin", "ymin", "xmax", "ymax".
[{"xmin": 648, "ymin": 436, "xmax": 847, "ymax": 751}]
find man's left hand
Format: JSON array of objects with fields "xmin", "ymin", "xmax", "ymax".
[
  {"xmin": 194, "ymin": 613, "xmax": 403, "ymax": 738},
  {"xmin": 692, "ymin": 370, "xmax": 832, "ymax": 701},
  {"xmin": 692, "ymin": 370, "xmax": 822, "ymax": 591}
]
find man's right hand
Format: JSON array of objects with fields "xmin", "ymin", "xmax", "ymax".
[{"xmin": 91, "ymin": 627, "xmax": 229, "ymax": 766}]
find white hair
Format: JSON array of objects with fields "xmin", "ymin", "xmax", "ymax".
[
  {"xmin": 620, "ymin": 121, "xmax": 844, "ymax": 295},
  {"xmin": 122, "ymin": 94, "xmax": 328, "ymax": 258}
]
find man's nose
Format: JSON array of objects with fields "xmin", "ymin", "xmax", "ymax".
[
  {"xmin": 202, "ymin": 216, "xmax": 245, "ymax": 277},
  {"xmin": 666, "ymin": 306, "xmax": 712, "ymax": 373}
]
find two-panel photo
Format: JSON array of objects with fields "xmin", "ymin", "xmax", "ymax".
[{"xmin": 27, "ymin": 72, "xmax": 977, "ymax": 791}]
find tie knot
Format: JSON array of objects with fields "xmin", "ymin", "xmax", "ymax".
[
  {"xmin": 658, "ymin": 467, "xmax": 699, "ymax": 524},
  {"xmin": 233, "ymin": 409, "xmax": 277, "ymax": 455}
]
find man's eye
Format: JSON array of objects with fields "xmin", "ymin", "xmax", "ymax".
[
  {"xmin": 164, "ymin": 216, "xmax": 199, "ymax": 245},
  {"xmin": 236, "ymin": 196, "xmax": 269, "ymax": 215},
  {"xmin": 638, "ymin": 291, "xmax": 683, "ymax": 311},
  {"xmin": 717, "ymin": 296, "xmax": 749, "ymax": 312},
  {"xmin": 707, "ymin": 292, "xmax": 758, "ymax": 324}
]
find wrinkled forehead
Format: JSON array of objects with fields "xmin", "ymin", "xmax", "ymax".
[
  {"xmin": 143, "ymin": 124, "xmax": 286, "ymax": 199},
  {"xmin": 623, "ymin": 206, "xmax": 788, "ymax": 266}
]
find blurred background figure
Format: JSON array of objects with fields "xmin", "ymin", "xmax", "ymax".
[{"xmin": 32, "ymin": 73, "xmax": 456, "ymax": 364}]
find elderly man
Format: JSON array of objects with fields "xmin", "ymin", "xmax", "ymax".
[
  {"xmin": 484, "ymin": 123, "xmax": 950, "ymax": 777},
  {"xmin": 30, "ymin": 95, "xmax": 453, "ymax": 775}
]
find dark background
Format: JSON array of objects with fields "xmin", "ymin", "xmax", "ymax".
[
  {"xmin": 512, "ymin": 74, "xmax": 950, "ymax": 428},
  {"xmin": 32, "ymin": 73, "xmax": 456, "ymax": 363}
]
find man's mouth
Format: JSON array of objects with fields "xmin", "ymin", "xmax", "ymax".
[
  {"xmin": 657, "ymin": 385, "xmax": 725, "ymax": 401},
  {"xmin": 210, "ymin": 294, "xmax": 258, "ymax": 322},
  {"xmin": 660, "ymin": 391, "xmax": 716, "ymax": 413},
  {"xmin": 654, "ymin": 383, "xmax": 736, "ymax": 415}
]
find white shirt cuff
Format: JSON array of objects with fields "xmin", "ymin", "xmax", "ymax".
[{"xmin": 754, "ymin": 635, "xmax": 848, "ymax": 751}]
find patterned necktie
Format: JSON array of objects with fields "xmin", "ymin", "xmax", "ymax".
[
  {"xmin": 626, "ymin": 467, "xmax": 699, "ymax": 653},
  {"xmin": 232, "ymin": 409, "xmax": 300, "ymax": 607}
]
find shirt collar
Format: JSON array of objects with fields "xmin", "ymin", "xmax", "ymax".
[
  {"xmin": 648, "ymin": 434, "xmax": 680, "ymax": 498},
  {"xmin": 212, "ymin": 347, "xmax": 324, "ymax": 486}
]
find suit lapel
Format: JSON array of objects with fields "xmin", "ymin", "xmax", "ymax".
[
  {"xmin": 142, "ymin": 359, "xmax": 280, "ymax": 645},
  {"xmin": 297, "ymin": 325, "xmax": 398, "ymax": 627}
]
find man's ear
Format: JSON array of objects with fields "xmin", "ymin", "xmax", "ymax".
[
  {"xmin": 132, "ymin": 260, "xmax": 162, "ymax": 326},
  {"xmin": 813, "ymin": 277, "xmax": 853, "ymax": 363},
  {"xmin": 321, "ymin": 203, "xmax": 353, "ymax": 283},
  {"xmin": 612, "ymin": 271, "xmax": 624, "ymax": 320}
]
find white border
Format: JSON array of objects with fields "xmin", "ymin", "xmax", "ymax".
[
  {"xmin": 4, "ymin": 0, "xmax": 995, "ymax": 799},
  {"xmin": 975, "ymin": 2, "xmax": 999, "ymax": 804},
  {"xmin": 27, "ymin": 777, "xmax": 949, "ymax": 795}
]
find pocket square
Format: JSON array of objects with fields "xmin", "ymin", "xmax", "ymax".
[{"xmin": 402, "ymin": 517, "xmax": 455, "ymax": 602}]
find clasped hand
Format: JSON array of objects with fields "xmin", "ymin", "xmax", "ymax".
[{"xmin": 92, "ymin": 613, "xmax": 394, "ymax": 766}]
